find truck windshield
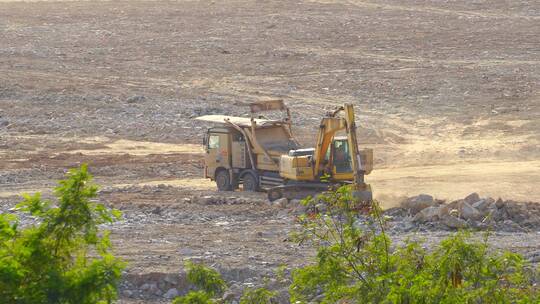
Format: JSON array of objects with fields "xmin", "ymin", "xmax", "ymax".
[{"xmin": 208, "ymin": 135, "xmax": 220, "ymax": 149}]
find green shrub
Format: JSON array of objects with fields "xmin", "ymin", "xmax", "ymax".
[
  {"xmin": 173, "ymin": 290, "xmax": 214, "ymax": 304},
  {"xmin": 289, "ymin": 186, "xmax": 539, "ymax": 304},
  {"xmin": 0, "ymin": 164, "xmax": 125, "ymax": 304},
  {"xmin": 173, "ymin": 261, "xmax": 226, "ymax": 303},
  {"xmin": 185, "ymin": 261, "xmax": 226, "ymax": 297},
  {"xmin": 239, "ymin": 287, "xmax": 277, "ymax": 304}
]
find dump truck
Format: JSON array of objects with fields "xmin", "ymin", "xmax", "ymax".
[{"xmin": 196, "ymin": 100, "xmax": 373, "ymax": 201}]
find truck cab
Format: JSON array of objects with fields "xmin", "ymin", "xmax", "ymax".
[{"xmin": 203, "ymin": 127, "xmax": 250, "ymax": 191}]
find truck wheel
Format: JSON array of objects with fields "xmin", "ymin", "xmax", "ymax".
[
  {"xmin": 242, "ymin": 172, "xmax": 259, "ymax": 192},
  {"xmin": 215, "ymin": 170, "xmax": 232, "ymax": 191}
]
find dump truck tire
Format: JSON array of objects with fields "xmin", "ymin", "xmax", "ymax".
[
  {"xmin": 215, "ymin": 169, "xmax": 232, "ymax": 191},
  {"xmin": 242, "ymin": 172, "xmax": 259, "ymax": 192}
]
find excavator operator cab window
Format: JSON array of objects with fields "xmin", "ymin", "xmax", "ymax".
[{"xmin": 332, "ymin": 139, "xmax": 352, "ymax": 173}]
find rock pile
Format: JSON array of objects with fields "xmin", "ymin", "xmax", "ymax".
[
  {"xmin": 120, "ymin": 267, "xmax": 289, "ymax": 303},
  {"xmin": 387, "ymin": 193, "xmax": 540, "ymax": 232},
  {"xmin": 120, "ymin": 272, "xmax": 187, "ymax": 300}
]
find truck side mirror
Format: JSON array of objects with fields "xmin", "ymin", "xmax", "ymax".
[{"xmin": 203, "ymin": 134, "xmax": 208, "ymax": 152}]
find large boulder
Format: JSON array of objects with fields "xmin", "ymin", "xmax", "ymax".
[
  {"xmin": 439, "ymin": 200, "xmax": 462, "ymax": 217},
  {"xmin": 472, "ymin": 198, "xmax": 492, "ymax": 212},
  {"xmin": 504, "ymin": 201, "xmax": 529, "ymax": 223},
  {"xmin": 441, "ymin": 215, "xmax": 468, "ymax": 229},
  {"xmin": 459, "ymin": 202, "xmax": 482, "ymax": 221},
  {"xmin": 489, "ymin": 207, "xmax": 508, "ymax": 222},
  {"xmin": 413, "ymin": 206, "xmax": 441, "ymax": 223},
  {"xmin": 495, "ymin": 198, "xmax": 505, "ymax": 209},
  {"xmin": 464, "ymin": 193, "xmax": 480, "ymax": 204},
  {"xmin": 401, "ymin": 194, "xmax": 436, "ymax": 214}
]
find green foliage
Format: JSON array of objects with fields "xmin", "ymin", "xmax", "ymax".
[
  {"xmin": 289, "ymin": 186, "xmax": 539, "ymax": 304},
  {"xmin": 0, "ymin": 164, "xmax": 125, "ymax": 304},
  {"xmin": 239, "ymin": 287, "xmax": 277, "ymax": 304},
  {"xmin": 173, "ymin": 261, "xmax": 226, "ymax": 304},
  {"xmin": 185, "ymin": 261, "xmax": 226, "ymax": 297},
  {"xmin": 172, "ymin": 290, "xmax": 214, "ymax": 304}
]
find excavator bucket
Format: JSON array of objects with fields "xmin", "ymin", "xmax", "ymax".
[{"xmin": 352, "ymin": 188, "xmax": 373, "ymax": 203}]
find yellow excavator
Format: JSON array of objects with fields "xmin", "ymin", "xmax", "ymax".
[{"xmin": 196, "ymin": 100, "xmax": 373, "ymax": 202}]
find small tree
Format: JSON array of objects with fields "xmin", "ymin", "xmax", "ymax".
[{"xmin": 0, "ymin": 164, "xmax": 125, "ymax": 304}]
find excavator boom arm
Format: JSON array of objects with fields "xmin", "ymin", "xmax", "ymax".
[
  {"xmin": 343, "ymin": 104, "xmax": 364, "ymax": 187},
  {"xmin": 312, "ymin": 104, "xmax": 364, "ymax": 186}
]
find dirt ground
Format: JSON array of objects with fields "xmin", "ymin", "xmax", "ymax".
[{"xmin": 0, "ymin": 0, "xmax": 539, "ymax": 302}]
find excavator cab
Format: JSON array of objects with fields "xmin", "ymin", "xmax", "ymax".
[
  {"xmin": 331, "ymin": 137, "xmax": 353, "ymax": 174},
  {"xmin": 274, "ymin": 104, "xmax": 373, "ymax": 202}
]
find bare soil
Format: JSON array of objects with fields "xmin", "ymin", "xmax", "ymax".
[{"xmin": 0, "ymin": 0, "xmax": 539, "ymax": 302}]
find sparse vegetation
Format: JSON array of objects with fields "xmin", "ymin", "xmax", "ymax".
[{"xmin": 0, "ymin": 165, "xmax": 124, "ymax": 304}]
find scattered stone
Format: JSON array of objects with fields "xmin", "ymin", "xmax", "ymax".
[
  {"xmin": 315, "ymin": 202, "xmax": 327, "ymax": 213},
  {"xmin": 164, "ymin": 288, "xmax": 179, "ymax": 299},
  {"xmin": 127, "ymin": 95, "xmax": 146, "ymax": 103},
  {"xmin": 222, "ymin": 283, "xmax": 243, "ymax": 302},
  {"xmin": 273, "ymin": 198, "xmax": 289, "ymax": 208},
  {"xmin": 526, "ymin": 251, "xmax": 540, "ymax": 263},
  {"xmin": 289, "ymin": 199, "xmax": 302, "ymax": 205},
  {"xmin": 164, "ymin": 274, "xmax": 179, "ymax": 285},
  {"xmin": 199, "ymin": 196, "xmax": 215, "ymax": 205},
  {"xmin": 140, "ymin": 282, "xmax": 160, "ymax": 294},
  {"xmin": 398, "ymin": 221, "xmax": 416, "ymax": 232},
  {"xmin": 522, "ymin": 215, "xmax": 540, "ymax": 228},
  {"xmin": 500, "ymin": 219, "xmax": 523, "ymax": 232},
  {"xmin": 151, "ymin": 206, "xmax": 162, "ymax": 215},
  {"xmin": 222, "ymin": 290, "xmax": 239, "ymax": 302},
  {"xmin": 178, "ymin": 248, "xmax": 197, "ymax": 256},
  {"xmin": 292, "ymin": 203, "xmax": 308, "ymax": 215}
]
